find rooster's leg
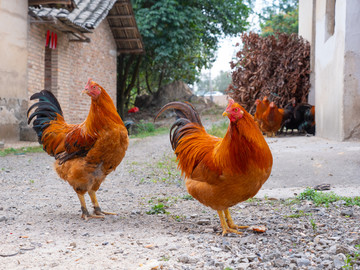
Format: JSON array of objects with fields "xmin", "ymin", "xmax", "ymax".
[
  {"xmin": 217, "ymin": 210, "xmax": 243, "ymax": 236},
  {"xmin": 224, "ymin": 209, "xmax": 249, "ymax": 230},
  {"xmin": 88, "ymin": 190, "xmax": 117, "ymax": 216},
  {"xmin": 76, "ymin": 193, "xmax": 103, "ymax": 220}
]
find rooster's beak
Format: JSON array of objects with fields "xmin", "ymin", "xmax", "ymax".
[
  {"xmin": 222, "ymin": 111, "xmax": 229, "ymax": 117},
  {"xmin": 81, "ymin": 89, "xmax": 88, "ymax": 96}
]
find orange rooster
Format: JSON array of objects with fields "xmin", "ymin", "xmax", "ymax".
[
  {"xmin": 254, "ymin": 96, "xmax": 270, "ymax": 127},
  {"xmin": 260, "ymin": 101, "xmax": 284, "ymax": 137},
  {"xmin": 155, "ymin": 99, "xmax": 273, "ymax": 235},
  {"xmin": 27, "ymin": 79, "xmax": 129, "ymax": 219}
]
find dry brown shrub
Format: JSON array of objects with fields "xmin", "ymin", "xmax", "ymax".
[{"xmin": 226, "ymin": 32, "xmax": 311, "ymax": 114}]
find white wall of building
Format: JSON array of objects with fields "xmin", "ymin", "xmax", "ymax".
[
  {"xmin": 343, "ymin": 0, "xmax": 360, "ymax": 140},
  {"xmin": 299, "ymin": 0, "xmax": 316, "ymax": 105},
  {"xmin": 300, "ymin": 0, "xmax": 360, "ymax": 141}
]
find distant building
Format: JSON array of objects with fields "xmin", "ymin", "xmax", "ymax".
[
  {"xmin": 299, "ymin": 0, "xmax": 360, "ymax": 141},
  {"xmin": 0, "ymin": 0, "xmax": 143, "ymax": 142}
]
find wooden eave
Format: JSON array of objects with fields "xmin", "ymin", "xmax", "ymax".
[
  {"xmin": 107, "ymin": 0, "xmax": 144, "ymax": 54},
  {"xmin": 28, "ymin": 0, "xmax": 76, "ymax": 11}
]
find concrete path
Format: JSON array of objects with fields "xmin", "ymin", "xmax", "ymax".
[{"xmin": 258, "ymin": 136, "xmax": 360, "ymax": 198}]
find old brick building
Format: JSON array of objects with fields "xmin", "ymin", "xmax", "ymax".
[{"xmin": 0, "ymin": 0, "xmax": 143, "ymax": 142}]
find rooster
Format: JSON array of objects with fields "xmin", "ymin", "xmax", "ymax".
[
  {"xmin": 155, "ymin": 99, "xmax": 273, "ymax": 235},
  {"xmin": 260, "ymin": 102, "xmax": 284, "ymax": 137},
  {"xmin": 254, "ymin": 96, "xmax": 270, "ymax": 127},
  {"xmin": 27, "ymin": 79, "xmax": 129, "ymax": 219}
]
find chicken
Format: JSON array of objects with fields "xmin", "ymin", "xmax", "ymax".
[
  {"xmin": 298, "ymin": 105, "xmax": 315, "ymax": 135},
  {"xmin": 282, "ymin": 102, "xmax": 314, "ymax": 135},
  {"xmin": 155, "ymin": 99, "xmax": 273, "ymax": 235},
  {"xmin": 253, "ymin": 96, "xmax": 269, "ymax": 127},
  {"xmin": 260, "ymin": 101, "xmax": 284, "ymax": 137},
  {"xmin": 27, "ymin": 79, "xmax": 129, "ymax": 219},
  {"xmin": 281, "ymin": 101, "xmax": 297, "ymax": 133}
]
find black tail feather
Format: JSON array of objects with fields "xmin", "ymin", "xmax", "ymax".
[
  {"xmin": 155, "ymin": 102, "xmax": 202, "ymax": 151},
  {"xmin": 27, "ymin": 90, "xmax": 63, "ymax": 143}
]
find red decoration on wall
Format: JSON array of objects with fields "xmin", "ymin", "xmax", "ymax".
[
  {"xmin": 45, "ymin": 30, "xmax": 57, "ymax": 49},
  {"xmin": 54, "ymin": 34, "xmax": 57, "ymax": 49},
  {"xmin": 45, "ymin": 30, "xmax": 50, "ymax": 47}
]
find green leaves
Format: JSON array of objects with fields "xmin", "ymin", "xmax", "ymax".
[
  {"xmin": 133, "ymin": 0, "xmax": 250, "ymax": 91},
  {"xmin": 258, "ymin": 0, "xmax": 298, "ymax": 36}
]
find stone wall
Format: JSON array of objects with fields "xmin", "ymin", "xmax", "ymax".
[{"xmin": 0, "ymin": 1, "xmax": 28, "ymax": 141}]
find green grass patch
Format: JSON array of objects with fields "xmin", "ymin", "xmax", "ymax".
[
  {"xmin": 146, "ymin": 203, "xmax": 169, "ymax": 215},
  {"xmin": 130, "ymin": 120, "xmax": 168, "ymax": 138},
  {"xmin": 298, "ymin": 188, "xmax": 360, "ymax": 207},
  {"xmin": 284, "ymin": 210, "xmax": 312, "ymax": 219},
  {"xmin": 182, "ymin": 194, "xmax": 194, "ymax": 200},
  {"xmin": 0, "ymin": 146, "xmax": 43, "ymax": 157},
  {"xmin": 343, "ymin": 245, "xmax": 360, "ymax": 269},
  {"xmin": 207, "ymin": 120, "xmax": 228, "ymax": 138}
]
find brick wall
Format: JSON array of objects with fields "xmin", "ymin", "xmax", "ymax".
[{"xmin": 27, "ymin": 19, "xmax": 118, "ymax": 124}]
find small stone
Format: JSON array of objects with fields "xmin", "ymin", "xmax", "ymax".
[
  {"xmin": 246, "ymin": 254, "xmax": 258, "ymax": 262},
  {"xmin": 102, "ymin": 242, "xmax": 109, "ymax": 246},
  {"xmin": 296, "ymin": 258, "xmax": 310, "ymax": 267},
  {"xmin": 274, "ymin": 258, "xmax": 286, "ymax": 267},
  {"xmin": 240, "ymin": 257, "xmax": 249, "ymax": 263},
  {"xmin": 321, "ymin": 260, "xmax": 332, "ymax": 266},
  {"xmin": 333, "ymin": 255, "xmax": 345, "ymax": 269},
  {"xmin": 239, "ymin": 235, "xmax": 257, "ymax": 245},
  {"xmin": 333, "ymin": 200, "xmax": 346, "ymax": 207},
  {"xmin": 197, "ymin": 219, "xmax": 210, "ymax": 225},
  {"xmin": 178, "ymin": 254, "xmax": 193, "ymax": 264},
  {"xmin": 0, "ymin": 216, "xmax": 6, "ymax": 222},
  {"xmin": 210, "ymin": 246, "xmax": 222, "ymax": 252},
  {"xmin": 313, "ymin": 184, "xmax": 331, "ymax": 190},
  {"xmin": 214, "ymin": 261, "xmax": 224, "ymax": 268},
  {"xmin": 341, "ymin": 209, "xmax": 354, "ymax": 217},
  {"xmin": 168, "ymin": 245, "xmax": 178, "ymax": 251},
  {"xmin": 69, "ymin": 242, "xmax": 76, "ymax": 248},
  {"xmin": 236, "ymin": 263, "xmax": 250, "ymax": 270}
]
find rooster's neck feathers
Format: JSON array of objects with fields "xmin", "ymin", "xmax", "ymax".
[
  {"xmin": 84, "ymin": 88, "xmax": 123, "ymax": 136},
  {"xmin": 215, "ymin": 115, "xmax": 271, "ymax": 174}
]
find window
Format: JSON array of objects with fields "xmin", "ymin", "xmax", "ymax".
[{"xmin": 325, "ymin": 0, "xmax": 336, "ymax": 41}]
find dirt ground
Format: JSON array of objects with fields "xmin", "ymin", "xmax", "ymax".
[{"xmin": 0, "ymin": 129, "xmax": 359, "ymax": 269}]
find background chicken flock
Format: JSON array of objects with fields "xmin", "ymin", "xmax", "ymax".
[
  {"xmin": 27, "ymin": 79, "xmax": 314, "ymax": 236},
  {"xmin": 254, "ymin": 96, "xmax": 315, "ymax": 137}
]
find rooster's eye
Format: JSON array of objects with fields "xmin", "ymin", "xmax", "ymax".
[{"xmin": 234, "ymin": 108, "xmax": 238, "ymax": 112}]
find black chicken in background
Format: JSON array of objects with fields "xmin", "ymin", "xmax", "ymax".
[
  {"xmin": 298, "ymin": 105, "xmax": 315, "ymax": 135},
  {"xmin": 281, "ymin": 102, "xmax": 315, "ymax": 135}
]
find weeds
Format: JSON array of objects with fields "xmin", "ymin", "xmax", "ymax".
[
  {"xmin": 146, "ymin": 203, "xmax": 169, "ymax": 215},
  {"xmin": 182, "ymin": 194, "xmax": 194, "ymax": 200},
  {"xmin": 0, "ymin": 146, "xmax": 43, "ymax": 157},
  {"xmin": 284, "ymin": 210, "xmax": 312, "ymax": 219},
  {"xmin": 309, "ymin": 219, "xmax": 317, "ymax": 232},
  {"xmin": 298, "ymin": 188, "xmax": 360, "ymax": 207},
  {"xmin": 343, "ymin": 245, "xmax": 360, "ymax": 269}
]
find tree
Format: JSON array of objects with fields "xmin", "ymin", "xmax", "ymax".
[
  {"xmin": 117, "ymin": 0, "xmax": 251, "ymax": 117},
  {"xmin": 259, "ymin": 0, "xmax": 298, "ymax": 36}
]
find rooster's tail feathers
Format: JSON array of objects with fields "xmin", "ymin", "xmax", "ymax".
[
  {"xmin": 155, "ymin": 102, "xmax": 203, "ymax": 150},
  {"xmin": 27, "ymin": 90, "xmax": 63, "ymax": 143}
]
